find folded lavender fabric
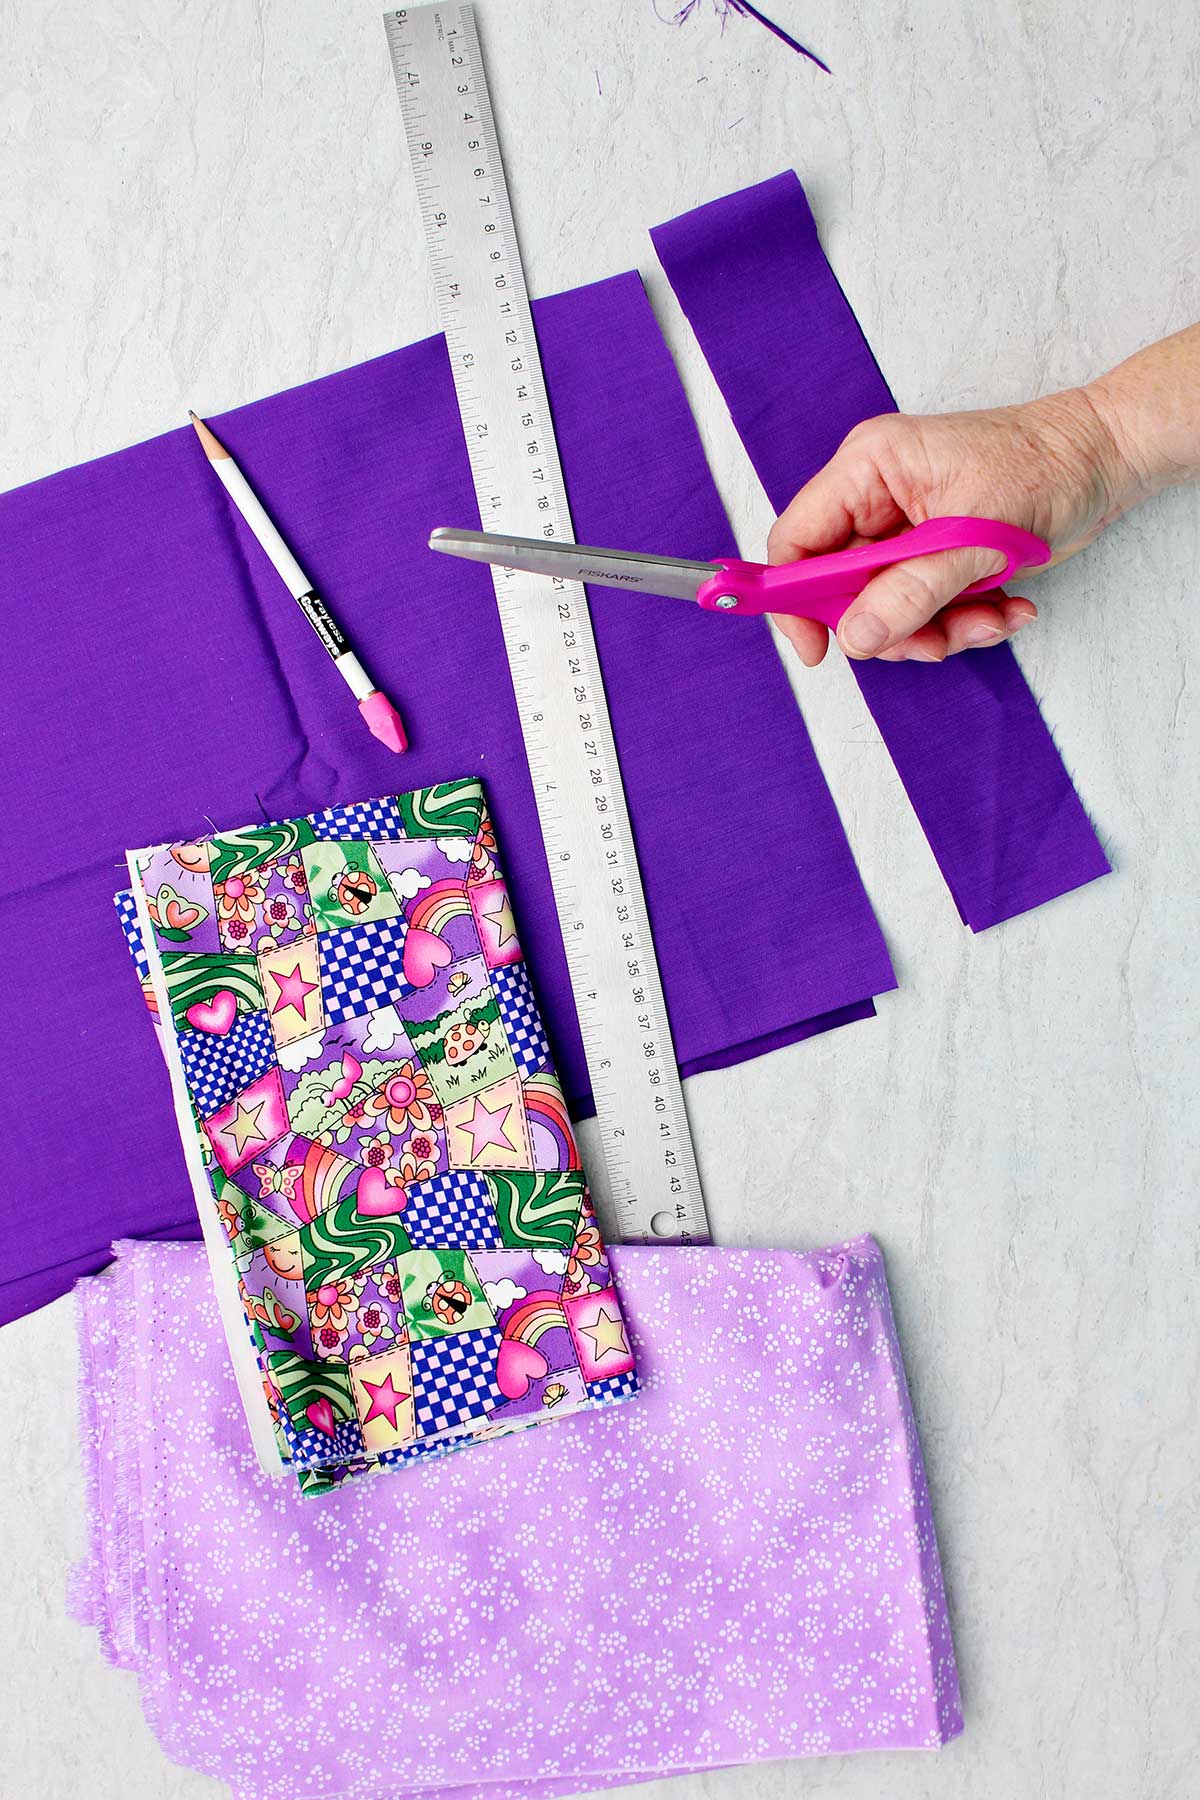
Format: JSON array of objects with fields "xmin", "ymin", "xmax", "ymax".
[
  {"xmin": 0, "ymin": 265, "xmax": 894, "ymax": 1326},
  {"xmin": 71, "ymin": 1235, "xmax": 961, "ymax": 1797},
  {"xmin": 652, "ymin": 172, "xmax": 1111, "ymax": 931}
]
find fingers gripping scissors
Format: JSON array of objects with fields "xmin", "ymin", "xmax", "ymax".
[{"xmin": 428, "ymin": 517, "xmax": 1050, "ymax": 629}]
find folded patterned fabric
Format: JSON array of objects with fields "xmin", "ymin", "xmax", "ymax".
[
  {"xmin": 71, "ymin": 1234, "xmax": 961, "ymax": 1797},
  {"xmin": 121, "ymin": 780, "xmax": 637, "ymax": 1492}
]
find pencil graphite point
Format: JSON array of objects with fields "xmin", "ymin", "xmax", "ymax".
[{"xmin": 188, "ymin": 409, "xmax": 230, "ymax": 463}]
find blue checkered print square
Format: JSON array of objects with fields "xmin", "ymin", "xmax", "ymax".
[
  {"xmin": 177, "ymin": 1009, "xmax": 276, "ymax": 1119},
  {"xmin": 114, "ymin": 889, "xmax": 150, "ymax": 982},
  {"xmin": 491, "ymin": 963, "xmax": 552, "ymax": 1077},
  {"xmin": 402, "ymin": 1170, "xmax": 502, "ymax": 1250},
  {"xmin": 309, "ymin": 797, "xmax": 404, "ymax": 842},
  {"xmin": 411, "ymin": 1326, "xmax": 503, "ymax": 1436},
  {"xmin": 375, "ymin": 1433, "xmax": 472, "ymax": 1471},
  {"xmin": 585, "ymin": 1368, "xmax": 641, "ymax": 1408},
  {"xmin": 279, "ymin": 1409, "xmax": 366, "ymax": 1469},
  {"xmin": 318, "ymin": 914, "xmax": 412, "ymax": 1023}
]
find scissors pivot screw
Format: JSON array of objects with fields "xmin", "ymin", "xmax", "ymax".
[{"xmin": 714, "ymin": 594, "xmax": 740, "ymax": 610}]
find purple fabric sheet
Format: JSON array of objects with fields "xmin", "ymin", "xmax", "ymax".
[
  {"xmin": 651, "ymin": 172, "xmax": 1111, "ymax": 931},
  {"xmin": 70, "ymin": 1236, "xmax": 961, "ymax": 1796},
  {"xmin": 0, "ymin": 268, "xmax": 896, "ymax": 1326}
]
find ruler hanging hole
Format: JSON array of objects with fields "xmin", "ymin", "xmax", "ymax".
[{"xmin": 649, "ymin": 1210, "xmax": 678, "ymax": 1238}]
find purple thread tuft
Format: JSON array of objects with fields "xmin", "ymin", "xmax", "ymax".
[
  {"xmin": 657, "ymin": 0, "xmax": 831, "ymax": 74},
  {"xmin": 729, "ymin": 0, "xmax": 831, "ymax": 71}
]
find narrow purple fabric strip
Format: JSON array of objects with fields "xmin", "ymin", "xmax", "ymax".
[{"xmin": 651, "ymin": 172, "xmax": 1111, "ymax": 930}]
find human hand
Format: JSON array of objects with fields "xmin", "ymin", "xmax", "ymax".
[{"xmin": 767, "ymin": 387, "xmax": 1140, "ymax": 665}]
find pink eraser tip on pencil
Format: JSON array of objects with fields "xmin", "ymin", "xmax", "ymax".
[{"xmin": 359, "ymin": 691, "xmax": 408, "ymax": 754}]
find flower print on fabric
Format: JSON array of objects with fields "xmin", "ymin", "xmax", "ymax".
[
  {"xmin": 309, "ymin": 1274, "xmax": 359, "ymax": 1335},
  {"xmin": 296, "ymin": 1055, "xmax": 449, "ymax": 1184},
  {"xmin": 72, "ymin": 1234, "xmax": 962, "ymax": 1791},
  {"xmin": 362, "ymin": 1061, "xmax": 436, "ymax": 1135},
  {"xmin": 307, "ymin": 1273, "xmax": 361, "ymax": 1358},
  {"xmin": 213, "ymin": 853, "xmax": 317, "ymax": 956},
  {"xmin": 259, "ymin": 892, "xmax": 302, "ymax": 942},
  {"xmin": 214, "ymin": 869, "xmax": 266, "ymax": 952},
  {"xmin": 356, "ymin": 1126, "xmax": 444, "ymax": 1206},
  {"xmin": 281, "ymin": 1029, "xmax": 416, "ymax": 1143},
  {"xmin": 255, "ymin": 855, "xmax": 314, "ymax": 949},
  {"xmin": 319, "ymin": 1094, "xmax": 371, "ymax": 1150},
  {"xmin": 358, "ymin": 1130, "xmax": 397, "ymax": 1173},
  {"xmin": 121, "ymin": 780, "xmax": 638, "ymax": 1490},
  {"xmin": 564, "ymin": 1209, "xmax": 608, "ymax": 1297},
  {"xmin": 392, "ymin": 1130, "xmax": 441, "ymax": 1188},
  {"xmin": 351, "ymin": 1288, "xmax": 404, "ymax": 1353},
  {"xmin": 467, "ymin": 802, "xmax": 499, "ymax": 883}
]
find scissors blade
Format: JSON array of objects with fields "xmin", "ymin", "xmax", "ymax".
[{"xmin": 428, "ymin": 528, "xmax": 719, "ymax": 602}]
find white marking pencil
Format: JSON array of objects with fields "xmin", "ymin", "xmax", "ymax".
[{"xmin": 189, "ymin": 411, "xmax": 407, "ymax": 754}]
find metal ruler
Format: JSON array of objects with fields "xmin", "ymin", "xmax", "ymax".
[{"xmin": 383, "ymin": 3, "xmax": 708, "ymax": 1244}]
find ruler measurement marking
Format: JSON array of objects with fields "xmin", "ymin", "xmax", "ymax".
[{"xmin": 385, "ymin": 4, "xmax": 706, "ymax": 1242}]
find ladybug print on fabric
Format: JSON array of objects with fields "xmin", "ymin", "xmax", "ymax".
[
  {"xmin": 301, "ymin": 840, "xmax": 402, "ymax": 933},
  {"xmin": 444, "ymin": 1017, "xmax": 489, "ymax": 1065},
  {"xmin": 334, "ymin": 866, "xmax": 380, "ymax": 916},
  {"xmin": 426, "ymin": 1271, "xmax": 474, "ymax": 1326}
]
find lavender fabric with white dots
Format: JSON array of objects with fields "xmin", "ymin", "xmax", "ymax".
[{"xmin": 70, "ymin": 1235, "xmax": 961, "ymax": 1796}]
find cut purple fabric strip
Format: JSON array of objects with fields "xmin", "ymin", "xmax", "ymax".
[
  {"xmin": 651, "ymin": 172, "xmax": 1111, "ymax": 931},
  {"xmin": 0, "ymin": 267, "xmax": 895, "ymax": 1325}
]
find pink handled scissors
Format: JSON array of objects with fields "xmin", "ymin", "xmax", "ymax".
[{"xmin": 428, "ymin": 516, "xmax": 1050, "ymax": 630}]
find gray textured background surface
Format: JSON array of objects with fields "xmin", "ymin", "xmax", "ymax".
[{"xmin": 2, "ymin": 2, "xmax": 1198, "ymax": 1795}]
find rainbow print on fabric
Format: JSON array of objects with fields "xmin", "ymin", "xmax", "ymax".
[
  {"xmin": 408, "ymin": 881, "xmax": 471, "ymax": 933},
  {"xmin": 119, "ymin": 780, "xmax": 638, "ymax": 1495}
]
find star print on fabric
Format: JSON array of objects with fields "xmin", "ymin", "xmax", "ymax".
[
  {"xmin": 463, "ymin": 1094, "xmax": 517, "ymax": 1158},
  {"xmin": 203, "ymin": 1067, "xmax": 288, "ymax": 1176},
  {"xmin": 258, "ymin": 937, "xmax": 323, "ymax": 1049},
  {"xmin": 482, "ymin": 898, "xmax": 517, "ymax": 948},
  {"xmin": 564, "ymin": 1284, "xmax": 636, "ymax": 1384},
  {"xmin": 579, "ymin": 1305, "xmax": 628, "ymax": 1363},
  {"xmin": 269, "ymin": 962, "xmax": 317, "ymax": 1018},
  {"xmin": 468, "ymin": 877, "xmax": 522, "ymax": 970},
  {"xmin": 360, "ymin": 1371, "xmax": 409, "ymax": 1428},
  {"xmin": 349, "ymin": 1343, "xmax": 418, "ymax": 1452},
  {"xmin": 223, "ymin": 1097, "xmax": 269, "ymax": 1155},
  {"xmin": 444, "ymin": 1076, "xmax": 533, "ymax": 1171}
]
